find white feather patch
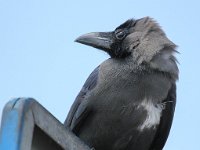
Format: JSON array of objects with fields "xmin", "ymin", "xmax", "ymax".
[{"xmin": 138, "ymin": 99, "xmax": 164, "ymax": 131}]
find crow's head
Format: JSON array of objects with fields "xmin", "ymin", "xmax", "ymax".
[{"xmin": 76, "ymin": 17, "xmax": 178, "ymax": 79}]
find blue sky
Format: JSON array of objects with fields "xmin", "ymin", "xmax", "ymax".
[{"xmin": 0, "ymin": 0, "xmax": 200, "ymax": 149}]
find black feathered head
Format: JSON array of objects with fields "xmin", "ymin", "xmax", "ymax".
[{"xmin": 75, "ymin": 17, "xmax": 179, "ymax": 80}]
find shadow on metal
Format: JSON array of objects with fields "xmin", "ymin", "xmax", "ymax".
[{"xmin": 0, "ymin": 98, "xmax": 90, "ymax": 150}]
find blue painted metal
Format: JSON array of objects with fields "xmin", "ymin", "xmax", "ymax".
[
  {"xmin": 0, "ymin": 108, "xmax": 19, "ymax": 150},
  {"xmin": 0, "ymin": 98, "xmax": 32, "ymax": 150},
  {"xmin": 0, "ymin": 98, "xmax": 90, "ymax": 150}
]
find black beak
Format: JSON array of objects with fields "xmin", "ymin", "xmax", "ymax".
[{"xmin": 75, "ymin": 32, "xmax": 114, "ymax": 51}]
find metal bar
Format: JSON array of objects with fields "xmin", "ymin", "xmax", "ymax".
[{"xmin": 0, "ymin": 98, "xmax": 90, "ymax": 150}]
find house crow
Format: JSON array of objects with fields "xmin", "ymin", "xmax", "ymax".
[{"xmin": 64, "ymin": 17, "xmax": 179, "ymax": 150}]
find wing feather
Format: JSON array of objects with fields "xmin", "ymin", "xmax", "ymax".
[
  {"xmin": 150, "ymin": 83, "xmax": 176, "ymax": 150},
  {"xmin": 64, "ymin": 66, "xmax": 99, "ymax": 133}
]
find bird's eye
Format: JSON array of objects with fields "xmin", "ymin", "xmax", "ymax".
[{"xmin": 115, "ymin": 30, "xmax": 126, "ymax": 40}]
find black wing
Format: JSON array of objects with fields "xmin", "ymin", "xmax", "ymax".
[
  {"xmin": 64, "ymin": 66, "xmax": 99, "ymax": 133},
  {"xmin": 150, "ymin": 83, "xmax": 177, "ymax": 150}
]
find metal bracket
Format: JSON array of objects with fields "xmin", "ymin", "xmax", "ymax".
[{"xmin": 0, "ymin": 98, "xmax": 90, "ymax": 150}]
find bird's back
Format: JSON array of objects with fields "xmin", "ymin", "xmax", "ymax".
[{"xmin": 65, "ymin": 59, "xmax": 175, "ymax": 150}]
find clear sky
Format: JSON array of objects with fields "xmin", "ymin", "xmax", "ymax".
[{"xmin": 0, "ymin": 0, "xmax": 199, "ymax": 149}]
